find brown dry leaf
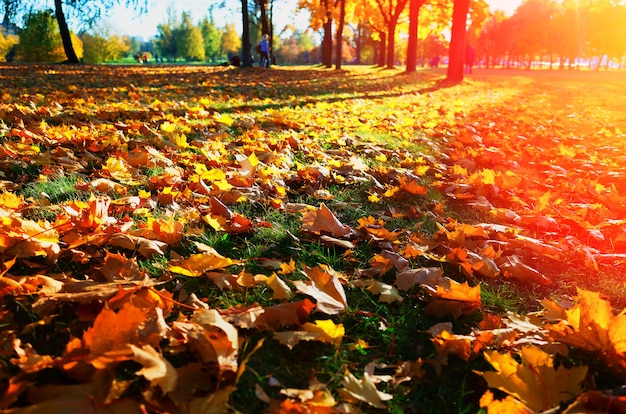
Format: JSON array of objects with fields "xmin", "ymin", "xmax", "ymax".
[
  {"xmin": 293, "ymin": 265, "xmax": 348, "ymax": 315},
  {"xmin": 0, "ymin": 274, "xmax": 64, "ymax": 296},
  {"xmin": 99, "ymin": 251, "xmax": 141, "ymax": 282},
  {"xmin": 301, "ymin": 203, "xmax": 352, "ymax": 238},
  {"xmin": 173, "ymin": 310, "xmax": 239, "ymax": 373},
  {"xmin": 130, "ymin": 344, "xmax": 178, "ymax": 394},
  {"xmin": 497, "ymin": 255, "xmax": 552, "ymax": 286},
  {"xmin": 337, "ymin": 371, "xmax": 393, "ymax": 409},
  {"xmin": 478, "ymin": 346, "xmax": 588, "ymax": 412},
  {"xmin": 395, "ymin": 267, "xmax": 443, "ymax": 291},
  {"xmin": 107, "ymin": 233, "xmax": 167, "ymax": 258},
  {"xmin": 352, "ymin": 279, "xmax": 403, "ymax": 304}
]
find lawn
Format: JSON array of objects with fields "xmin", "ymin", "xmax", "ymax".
[{"xmin": 1, "ymin": 63, "xmax": 626, "ymax": 413}]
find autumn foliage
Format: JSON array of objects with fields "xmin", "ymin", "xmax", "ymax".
[{"xmin": 1, "ymin": 64, "xmax": 626, "ymax": 412}]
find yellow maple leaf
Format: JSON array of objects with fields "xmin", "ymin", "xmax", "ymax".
[
  {"xmin": 168, "ymin": 250, "xmax": 239, "ymax": 277},
  {"xmin": 479, "ymin": 346, "xmax": 587, "ymax": 412}
]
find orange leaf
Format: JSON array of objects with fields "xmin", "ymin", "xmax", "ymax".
[{"xmin": 301, "ymin": 203, "xmax": 351, "ymax": 238}]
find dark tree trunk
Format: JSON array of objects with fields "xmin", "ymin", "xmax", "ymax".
[
  {"xmin": 242, "ymin": 0, "xmax": 252, "ymax": 67},
  {"xmin": 321, "ymin": 0, "xmax": 333, "ymax": 67},
  {"xmin": 446, "ymin": 0, "xmax": 470, "ymax": 82},
  {"xmin": 54, "ymin": 0, "xmax": 80, "ymax": 63},
  {"xmin": 406, "ymin": 0, "xmax": 426, "ymax": 73},
  {"xmin": 386, "ymin": 22, "xmax": 396, "ymax": 68},
  {"xmin": 378, "ymin": 35, "xmax": 386, "ymax": 67},
  {"xmin": 257, "ymin": 0, "xmax": 270, "ymax": 37},
  {"xmin": 335, "ymin": 0, "xmax": 346, "ymax": 69}
]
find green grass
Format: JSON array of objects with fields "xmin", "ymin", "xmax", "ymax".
[{"xmin": 19, "ymin": 174, "xmax": 88, "ymax": 204}]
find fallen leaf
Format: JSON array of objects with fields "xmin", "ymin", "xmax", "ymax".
[
  {"xmin": 479, "ymin": 346, "xmax": 587, "ymax": 412},
  {"xmin": 337, "ymin": 371, "xmax": 393, "ymax": 409}
]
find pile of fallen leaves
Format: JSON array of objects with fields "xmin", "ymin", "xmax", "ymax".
[{"xmin": 1, "ymin": 64, "xmax": 626, "ymax": 413}]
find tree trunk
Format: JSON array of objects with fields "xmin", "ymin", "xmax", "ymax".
[
  {"xmin": 386, "ymin": 22, "xmax": 396, "ymax": 69},
  {"xmin": 355, "ymin": 24, "xmax": 363, "ymax": 65},
  {"xmin": 335, "ymin": 0, "xmax": 346, "ymax": 70},
  {"xmin": 406, "ymin": 0, "xmax": 426, "ymax": 73},
  {"xmin": 242, "ymin": 0, "xmax": 252, "ymax": 67},
  {"xmin": 446, "ymin": 0, "xmax": 470, "ymax": 82},
  {"xmin": 378, "ymin": 35, "xmax": 386, "ymax": 67},
  {"xmin": 54, "ymin": 0, "xmax": 80, "ymax": 63},
  {"xmin": 322, "ymin": 0, "xmax": 333, "ymax": 68},
  {"xmin": 258, "ymin": 0, "xmax": 270, "ymax": 38}
]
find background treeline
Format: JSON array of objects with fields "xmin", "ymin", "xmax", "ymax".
[
  {"xmin": 1, "ymin": 0, "xmax": 625, "ymax": 69},
  {"xmin": 0, "ymin": 7, "xmax": 316, "ymax": 64},
  {"xmin": 298, "ymin": 0, "xmax": 626, "ymax": 70},
  {"xmin": 476, "ymin": 0, "xmax": 626, "ymax": 69}
]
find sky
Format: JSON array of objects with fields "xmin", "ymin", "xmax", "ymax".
[{"xmin": 106, "ymin": 0, "xmax": 523, "ymax": 40}]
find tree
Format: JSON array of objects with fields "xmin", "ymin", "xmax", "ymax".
[
  {"xmin": 221, "ymin": 22, "xmax": 242, "ymax": 59},
  {"xmin": 200, "ymin": 16, "xmax": 221, "ymax": 63},
  {"xmin": 17, "ymin": 9, "xmax": 82, "ymax": 62},
  {"xmin": 242, "ymin": 0, "xmax": 252, "ymax": 67},
  {"xmin": 177, "ymin": 12, "xmax": 205, "ymax": 61},
  {"xmin": 405, "ymin": 0, "xmax": 427, "ymax": 72},
  {"xmin": 0, "ymin": 25, "xmax": 18, "ymax": 61},
  {"xmin": 49, "ymin": 0, "xmax": 148, "ymax": 64},
  {"xmin": 155, "ymin": 22, "xmax": 176, "ymax": 61},
  {"xmin": 446, "ymin": 0, "xmax": 470, "ymax": 82},
  {"xmin": 80, "ymin": 27, "xmax": 129, "ymax": 63},
  {"xmin": 335, "ymin": 0, "xmax": 347, "ymax": 69},
  {"xmin": 374, "ymin": 0, "xmax": 409, "ymax": 68}
]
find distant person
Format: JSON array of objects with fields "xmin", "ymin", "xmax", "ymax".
[
  {"xmin": 430, "ymin": 55, "xmax": 440, "ymax": 68},
  {"xmin": 259, "ymin": 34, "xmax": 270, "ymax": 68},
  {"xmin": 465, "ymin": 44, "xmax": 475, "ymax": 74}
]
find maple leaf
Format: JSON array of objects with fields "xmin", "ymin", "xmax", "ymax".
[
  {"xmin": 300, "ymin": 203, "xmax": 352, "ymax": 238},
  {"xmin": 99, "ymin": 251, "xmax": 142, "ymax": 282},
  {"xmin": 0, "ymin": 216, "xmax": 61, "ymax": 259},
  {"xmin": 293, "ymin": 265, "xmax": 348, "ymax": 315},
  {"xmin": 395, "ymin": 267, "xmax": 443, "ymax": 291},
  {"xmin": 542, "ymin": 288, "xmax": 626, "ymax": 378},
  {"xmin": 168, "ymin": 249, "xmax": 239, "ymax": 277},
  {"xmin": 254, "ymin": 299, "xmax": 316, "ymax": 330},
  {"xmin": 497, "ymin": 255, "xmax": 552, "ymax": 286},
  {"xmin": 173, "ymin": 309, "xmax": 239, "ymax": 373},
  {"xmin": 479, "ymin": 390, "xmax": 535, "ymax": 414},
  {"xmin": 338, "ymin": 371, "xmax": 393, "ymax": 409},
  {"xmin": 82, "ymin": 301, "xmax": 153, "ymax": 368},
  {"xmin": 130, "ymin": 344, "xmax": 178, "ymax": 394},
  {"xmin": 107, "ymin": 233, "xmax": 168, "ymax": 258},
  {"xmin": 478, "ymin": 346, "xmax": 588, "ymax": 412}
]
